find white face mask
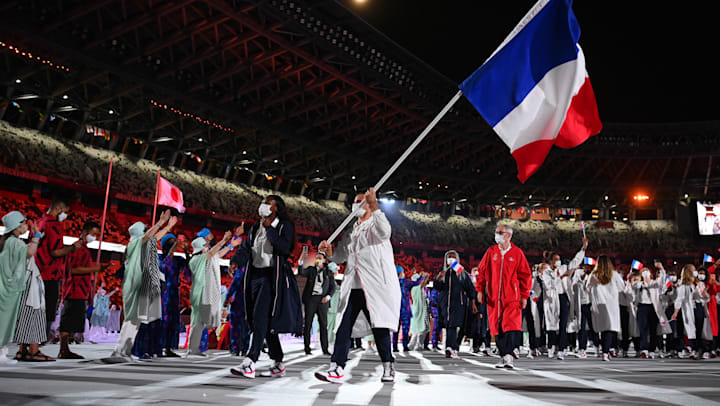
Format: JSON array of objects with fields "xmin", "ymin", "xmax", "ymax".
[
  {"xmin": 670, "ymin": 275, "xmax": 677, "ymax": 282},
  {"xmin": 446, "ymin": 257, "xmax": 456, "ymax": 266},
  {"xmin": 698, "ymin": 274, "xmax": 706, "ymax": 281},
  {"xmin": 85, "ymin": 234, "xmax": 97, "ymax": 244},
  {"xmin": 693, "ymin": 270, "xmax": 699, "ymax": 278},
  {"xmin": 352, "ymin": 203, "xmax": 367, "ymax": 218},
  {"xmin": 494, "ymin": 233, "xmax": 505, "ymax": 245},
  {"xmin": 58, "ymin": 212, "xmax": 67, "ymax": 222},
  {"xmin": 532, "ymin": 271, "xmax": 538, "ymax": 278},
  {"xmin": 554, "ymin": 260, "xmax": 562, "ymax": 268},
  {"xmin": 642, "ymin": 270, "xmax": 651, "ymax": 279},
  {"xmin": 258, "ymin": 203, "xmax": 272, "ymax": 217}
]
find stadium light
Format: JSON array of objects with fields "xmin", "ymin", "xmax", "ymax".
[{"xmin": 633, "ymin": 193, "xmax": 650, "ymax": 201}]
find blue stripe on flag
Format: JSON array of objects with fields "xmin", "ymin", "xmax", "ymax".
[{"xmin": 459, "ymin": 0, "xmax": 581, "ymax": 127}]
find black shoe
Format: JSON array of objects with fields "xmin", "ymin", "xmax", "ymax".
[
  {"xmin": 322, "ymin": 351, "xmax": 332, "ymax": 356},
  {"xmin": 423, "ymin": 345, "xmax": 431, "ymax": 351},
  {"xmin": 164, "ymin": 349, "xmax": 181, "ymax": 358},
  {"xmin": 473, "ymin": 347, "xmax": 480, "ymax": 353},
  {"xmin": 392, "ymin": 347, "xmax": 399, "ymax": 352},
  {"xmin": 230, "ymin": 351, "xmax": 240, "ymax": 357},
  {"xmin": 305, "ymin": 349, "xmax": 312, "ymax": 355}
]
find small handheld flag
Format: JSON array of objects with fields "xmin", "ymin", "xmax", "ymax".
[
  {"xmin": 631, "ymin": 260, "xmax": 644, "ymax": 271},
  {"xmin": 581, "ymin": 221, "xmax": 586, "ymax": 238},
  {"xmin": 530, "ymin": 290, "xmax": 539, "ymax": 302},
  {"xmin": 451, "ymin": 261, "xmax": 464, "ymax": 274},
  {"xmin": 583, "ymin": 257, "xmax": 596, "ymax": 266},
  {"xmin": 665, "ymin": 275, "xmax": 673, "ymax": 289},
  {"xmin": 703, "ymin": 254, "xmax": 715, "ymax": 263}
]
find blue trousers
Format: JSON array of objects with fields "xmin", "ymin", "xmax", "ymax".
[
  {"xmin": 558, "ymin": 293, "xmax": 570, "ymax": 351},
  {"xmin": 637, "ymin": 303, "xmax": 659, "ymax": 352},
  {"xmin": 247, "ymin": 272, "xmax": 284, "ymax": 362},
  {"xmin": 393, "ymin": 317, "xmax": 411, "ymax": 350},
  {"xmin": 331, "ymin": 289, "xmax": 394, "ymax": 368},
  {"xmin": 229, "ymin": 309, "xmax": 250, "ymax": 355}
]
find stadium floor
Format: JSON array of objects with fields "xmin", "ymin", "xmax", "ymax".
[{"xmin": 1, "ymin": 343, "xmax": 718, "ymax": 406}]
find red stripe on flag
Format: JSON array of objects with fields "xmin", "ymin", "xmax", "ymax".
[{"xmin": 511, "ymin": 78, "xmax": 602, "ymax": 183}]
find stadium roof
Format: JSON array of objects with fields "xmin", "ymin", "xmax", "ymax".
[{"xmin": 0, "ymin": 0, "xmax": 718, "ymax": 208}]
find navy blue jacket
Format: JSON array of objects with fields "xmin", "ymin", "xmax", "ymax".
[
  {"xmin": 436, "ymin": 268, "xmax": 477, "ymax": 329},
  {"xmin": 230, "ymin": 219, "xmax": 303, "ymax": 336}
]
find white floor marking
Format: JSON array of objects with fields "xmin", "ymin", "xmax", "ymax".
[
  {"xmin": 529, "ymin": 369, "xmax": 720, "ymax": 406},
  {"xmin": 407, "ymin": 351, "xmax": 443, "ymax": 371}
]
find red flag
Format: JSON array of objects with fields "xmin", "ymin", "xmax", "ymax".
[{"xmin": 157, "ymin": 176, "xmax": 185, "ymax": 213}]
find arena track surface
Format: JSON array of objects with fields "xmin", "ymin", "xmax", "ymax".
[{"xmin": 1, "ymin": 343, "xmax": 719, "ymax": 405}]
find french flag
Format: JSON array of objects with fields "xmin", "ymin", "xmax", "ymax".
[
  {"xmin": 665, "ymin": 275, "xmax": 673, "ymax": 289},
  {"xmin": 583, "ymin": 257, "xmax": 596, "ymax": 266},
  {"xmin": 631, "ymin": 260, "xmax": 643, "ymax": 271},
  {"xmin": 459, "ymin": 0, "xmax": 602, "ymax": 182},
  {"xmin": 451, "ymin": 261, "xmax": 464, "ymax": 274},
  {"xmin": 703, "ymin": 254, "xmax": 714, "ymax": 263}
]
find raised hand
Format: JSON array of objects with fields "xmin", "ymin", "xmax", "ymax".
[
  {"xmin": 159, "ymin": 209, "xmax": 171, "ymax": 224},
  {"xmin": 235, "ymin": 223, "xmax": 245, "ymax": 236},
  {"xmin": 168, "ymin": 216, "xmax": 178, "ymax": 228},
  {"xmin": 222, "ymin": 230, "xmax": 232, "ymax": 243},
  {"xmin": 365, "ymin": 187, "xmax": 378, "ymax": 206},
  {"xmin": 29, "ymin": 219, "xmax": 41, "ymax": 236}
]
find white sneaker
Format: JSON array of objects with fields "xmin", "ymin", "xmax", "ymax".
[
  {"xmin": 315, "ymin": 362, "xmax": 345, "ymax": 384},
  {"xmin": 649, "ymin": 352, "xmax": 657, "ymax": 359},
  {"xmin": 602, "ymin": 353, "xmax": 610, "ymax": 362},
  {"xmin": 678, "ymin": 349, "xmax": 690, "ymax": 359},
  {"xmin": 577, "ymin": 349, "xmax": 587, "ymax": 359},
  {"xmin": 557, "ymin": 351, "xmax": 565, "ymax": 360},
  {"xmin": 690, "ymin": 351, "xmax": 699, "ymax": 360},
  {"xmin": 230, "ymin": 357, "xmax": 256, "ymax": 379},
  {"xmin": 617, "ymin": 349, "xmax": 625, "ymax": 358},
  {"xmin": 512, "ymin": 348, "xmax": 520, "ymax": 359},
  {"xmin": 547, "ymin": 346, "xmax": 556, "ymax": 359},
  {"xmin": 259, "ymin": 361, "xmax": 286, "ymax": 378},
  {"xmin": 381, "ymin": 362, "xmax": 395, "ymax": 382},
  {"xmin": 504, "ymin": 354, "xmax": 515, "ymax": 369},
  {"xmin": 533, "ymin": 349, "xmax": 542, "ymax": 357},
  {"xmin": 450, "ymin": 349, "xmax": 459, "ymax": 359},
  {"xmin": 702, "ymin": 352, "xmax": 711, "ymax": 360},
  {"xmin": 526, "ymin": 351, "xmax": 534, "ymax": 359},
  {"xmin": 495, "ymin": 357, "xmax": 505, "ymax": 368}
]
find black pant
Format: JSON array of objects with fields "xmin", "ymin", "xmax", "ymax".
[
  {"xmin": 303, "ymin": 295, "xmax": 329, "ymax": 353},
  {"xmin": 44, "ymin": 280, "xmax": 60, "ymax": 335},
  {"xmin": 247, "ymin": 271, "xmax": 283, "ymax": 363},
  {"xmin": 601, "ymin": 331, "xmax": 617, "ymax": 354},
  {"xmin": 578, "ymin": 303, "xmax": 598, "ymax": 350},
  {"xmin": 637, "ymin": 303, "xmax": 659, "ymax": 352},
  {"xmin": 664, "ymin": 307, "xmax": 679, "ymax": 352},
  {"xmin": 446, "ymin": 326, "xmax": 458, "ymax": 351},
  {"xmin": 331, "ymin": 289, "xmax": 393, "ymax": 368},
  {"xmin": 558, "ymin": 293, "xmax": 570, "ymax": 350},
  {"xmin": 496, "ymin": 325, "xmax": 521, "ymax": 357},
  {"xmin": 524, "ymin": 302, "xmax": 539, "ymax": 350}
]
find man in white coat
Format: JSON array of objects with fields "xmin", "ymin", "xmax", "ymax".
[{"xmin": 315, "ymin": 188, "xmax": 401, "ymax": 384}]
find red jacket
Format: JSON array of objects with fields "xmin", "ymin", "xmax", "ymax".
[{"xmin": 476, "ymin": 243, "xmax": 532, "ymax": 336}]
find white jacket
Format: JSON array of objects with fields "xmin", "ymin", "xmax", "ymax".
[
  {"xmin": 675, "ymin": 284, "xmax": 702, "ymax": 339},
  {"xmin": 585, "ymin": 271, "xmax": 625, "ymax": 333},
  {"xmin": 331, "ymin": 210, "xmax": 401, "ymax": 337},
  {"xmin": 541, "ymin": 269, "xmax": 561, "ymax": 331}
]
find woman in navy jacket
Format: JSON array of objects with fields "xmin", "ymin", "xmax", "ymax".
[
  {"xmin": 229, "ymin": 195, "xmax": 302, "ymax": 379},
  {"xmin": 436, "ymin": 250, "xmax": 477, "ymax": 359}
]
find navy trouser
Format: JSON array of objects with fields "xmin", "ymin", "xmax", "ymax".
[
  {"xmin": 496, "ymin": 325, "xmax": 521, "ymax": 357},
  {"xmin": 601, "ymin": 331, "xmax": 617, "ymax": 354},
  {"xmin": 578, "ymin": 303, "xmax": 599, "ymax": 350},
  {"xmin": 558, "ymin": 293, "xmax": 570, "ymax": 350},
  {"xmin": 524, "ymin": 302, "xmax": 540, "ymax": 350},
  {"xmin": 247, "ymin": 271, "xmax": 284, "ymax": 363},
  {"xmin": 637, "ymin": 303, "xmax": 659, "ymax": 352},
  {"xmin": 331, "ymin": 289, "xmax": 394, "ymax": 368}
]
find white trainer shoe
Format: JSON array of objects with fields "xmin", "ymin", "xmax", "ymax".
[
  {"xmin": 577, "ymin": 349, "xmax": 587, "ymax": 359},
  {"xmin": 381, "ymin": 362, "xmax": 396, "ymax": 382},
  {"xmin": 315, "ymin": 362, "xmax": 345, "ymax": 384},
  {"xmin": 547, "ymin": 346, "xmax": 556, "ymax": 359},
  {"xmin": 602, "ymin": 353, "xmax": 610, "ymax": 362},
  {"xmin": 230, "ymin": 357, "xmax": 256, "ymax": 379},
  {"xmin": 450, "ymin": 349, "xmax": 459, "ymax": 359},
  {"xmin": 504, "ymin": 354, "xmax": 515, "ymax": 369},
  {"xmin": 260, "ymin": 361, "xmax": 286, "ymax": 378},
  {"xmin": 557, "ymin": 350, "xmax": 565, "ymax": 360}
]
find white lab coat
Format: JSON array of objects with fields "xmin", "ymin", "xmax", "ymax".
[
  {"xmin": 541, "ymin": 270, "xmax": 561, "ymax": 331},
  {"xmin": 619, "ymin": 281, "xmax": 640, "ymax": 337},
  {"xmin": 331, "ymin": 210, "xmax": 401, "ymax": 337},
  {"xmin": 643, "ymin": 271, "xmax": 672, "ymax": 335},
  {"xmin": 585, "ymin": 271, "xmax": 625, "ymax": 332},
  {"xmin": 675, "ymin": 284, "xmax": 701, "ymax": 339},
  {"xmin": 695, "ymin": 282, "xmax": 713, "ymax": 341}
]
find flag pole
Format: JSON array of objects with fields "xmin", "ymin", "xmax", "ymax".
[
  {"xmin": 152, "ymin": 170, "xmax": 160, "ymax": 226},
  {"xmin": 94, "ymin": 158, "xmax": 113, "ymax": 291},
  {"xmin": 327, "ymin": 90, "xmax": 463, "ymax": 244}
]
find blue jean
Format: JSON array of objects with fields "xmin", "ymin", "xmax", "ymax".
[{"xmin": 331, "ymin": 289, "xmax": 394, "ymax": 368}]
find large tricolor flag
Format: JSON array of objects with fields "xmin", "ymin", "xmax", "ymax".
[{"xmin": 459, "ymin": 0, "xmax": 602, "ymax": 182}]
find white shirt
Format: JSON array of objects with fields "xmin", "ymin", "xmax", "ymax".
[
  {"xmin": 637, "ymin": 283, "xmax": 653, "ymax": 304},
  {"xmin": 251, "ymin": 219, "xmax": 279, "ymax": 268}
]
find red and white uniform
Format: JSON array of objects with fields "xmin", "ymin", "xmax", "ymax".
[{"xmin": 476, "ymin": 243, "xmax": 532, "ymax": 336}]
